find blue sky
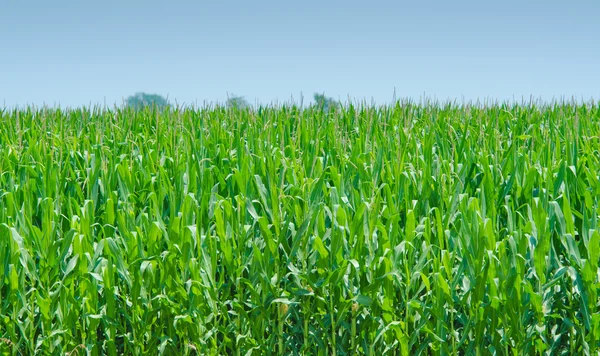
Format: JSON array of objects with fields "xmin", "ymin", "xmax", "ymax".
[{"xmin": 1, "ymin": 0, "xmax": 598, "ymax": 107}]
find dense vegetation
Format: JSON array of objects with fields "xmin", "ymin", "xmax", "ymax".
[
  {"xmin": 0, "ymin": 102, "xmax": 599, "ymax": 355},
  {"xmin": 125, "ymin": 93, "xmax": 169, "ymax": 110}
]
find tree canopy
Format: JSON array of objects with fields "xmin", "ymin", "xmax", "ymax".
[
  {"xmin": 313, "ymin": 93, "xmax": 339, "ymax": 112},
  {"xmin": 125, "ymin": 92, "xmax": 168, "ymax": 110},
  {"xmin": 226, "ymin": 94, "xmax": 250, "ymax": 109}
]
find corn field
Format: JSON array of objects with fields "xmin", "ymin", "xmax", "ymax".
[{"xmin": 0, "ymin": 102, "xmax": 599, "ymax": 355}]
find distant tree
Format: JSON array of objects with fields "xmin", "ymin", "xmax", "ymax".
[
  {"xmin": 226, "ymin": 94, "xmax": 250, "ymax": 109},
  {"xmin": 313, "ymin": 93, "xmax": 339, "ymax": 112},
  {"xmin": 125, "ymin": 92, "xmax": 168, "ymax": 110}
]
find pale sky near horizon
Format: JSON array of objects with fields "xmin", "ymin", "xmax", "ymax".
[{"xmin": 1, "ymin": 0, "xmax": 599, "ymax": 108}]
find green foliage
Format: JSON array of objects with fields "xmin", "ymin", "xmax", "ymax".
[
  {"xmin": 0, "ymin": 102, "xmax": 599, "ymax": 354},
  {"xmin": 226, "ymin": 94, "xmax": 250, "ymax": 109},
  {"xmin": 314, "ymin": 92, "xmax": 339, "ymax": 112},
  {"xmin": 125, "ymin": 92, "xmax": 168, "ymax": 109}
]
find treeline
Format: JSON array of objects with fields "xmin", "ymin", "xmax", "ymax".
[{"xmin": 125, "ymin": 92, "xmax": 339, "ymax": 110}]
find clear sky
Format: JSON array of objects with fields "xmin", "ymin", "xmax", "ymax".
[{"xmin": 1, "ymin": 0, "xmax": 599, "ymax": 107}]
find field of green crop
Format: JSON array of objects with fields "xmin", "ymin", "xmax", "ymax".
[{"xmin": 0, "ymin": 102, "xmax": 599, "ymax": 355}]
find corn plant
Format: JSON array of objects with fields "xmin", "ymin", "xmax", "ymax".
[{"xmin": 0, "ymin": 101, "xmax": 598, "ymax": 355}]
